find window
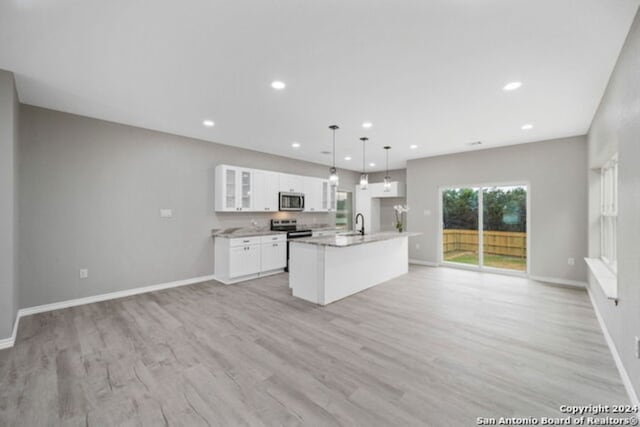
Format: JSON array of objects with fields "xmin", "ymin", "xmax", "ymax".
[{"xmin": 600, "ymin": 155, "xmax": 618, "ymax": 273}]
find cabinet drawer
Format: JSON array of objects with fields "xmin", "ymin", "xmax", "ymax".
[
  {"xmin": 260, "ymin": 234, "xmax": 287, "ymax": 244},
  {"xmin": 229, "ymin": 236, "xmax": 262, "ymax": 247}
]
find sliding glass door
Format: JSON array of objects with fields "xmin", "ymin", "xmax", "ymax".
[
  {"xmin": 442, "ymin": 188, "xmax": 480, "ymax": 267},
  {"xmin": 442, "ymin": 185, "xmax": 527, "ymax": 273}
]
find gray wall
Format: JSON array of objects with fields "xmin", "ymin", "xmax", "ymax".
[
  {"xmin": 368, "ymin": 169, "xmax": 407, "ymax": 231},
  {"xmin": 18, "ymin": 105, "xmax": 359, "ymax": 309},
  {"xmin": 406, "ymin": 136, "xmax": 588, "ymax": 282},
  {"xmin": 587, "ymin": 10, "xmax": 640, "ymax": 398},
  {"xmin": 0, "ymin": 70, "xmax": 18, "ymax": 338}
]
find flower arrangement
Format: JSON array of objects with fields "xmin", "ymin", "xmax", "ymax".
[{"xmin": 394, "ymin": 204, "xmax": 409, "ymax": 232}]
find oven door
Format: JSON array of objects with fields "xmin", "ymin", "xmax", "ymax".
[{"xmin": 279, "ymin": 192, "xmax": 305, "ymax": 211}]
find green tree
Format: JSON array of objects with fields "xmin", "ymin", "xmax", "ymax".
[{"xmin": 443, "ymin": 187, "xmax": 526, "ymax": 232}]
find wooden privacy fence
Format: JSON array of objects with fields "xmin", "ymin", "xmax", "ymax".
[{"xmin": 443, "ymin": 229, "xmax": 527, "ymax": 258}]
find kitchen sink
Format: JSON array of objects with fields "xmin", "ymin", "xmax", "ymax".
[{"xmin": 338, "ymin": 232, "xmax": 365, "ymax": 237}]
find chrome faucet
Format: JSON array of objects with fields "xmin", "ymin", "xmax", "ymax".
[{"xmin": 355, "ymin": 213, "xmax": 365, "ymax": 235}]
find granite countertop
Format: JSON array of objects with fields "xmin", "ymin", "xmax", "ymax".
[
  {"xmin": 211, "ymin": 228, "xmax": 286, "ymax": 238},
  {"xmin": 291, "ymin": 231, "xmax": 422, "ymax": 247}
]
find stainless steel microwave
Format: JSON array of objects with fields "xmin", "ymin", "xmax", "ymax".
[{"xmin": 279, "ymin": 192, "xmax": 305, "ymax": 211}]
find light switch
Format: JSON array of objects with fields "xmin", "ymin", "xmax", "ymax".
[
  {"xmin": 160, "ymin": 209, "xmax": 173, "ymax": 218},
  {"xmin": 424, "ymin": 209, "xmax": 432, "ymax": 216},
  {"xmin": 79, "ymin": 269, "xmax": 88, "ymax": 279}
]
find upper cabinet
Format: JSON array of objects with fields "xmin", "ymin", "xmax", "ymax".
[
  {"xmin": 253, "ymin": 170, "xmax": 279, "ymax": 212},
  {"xmin": 320, "ymin": 180, "xmax": 337, "ymax": 212},
  {"xmin": 279, "ymin": 173, "xmax": 304, "ymax": 193},
  {"xmin": 328, "ymin": 184, "xmax": 337, "ymax": 212},
  {"xmin": 303, "ymin": 177, "xmax": 323, "ymax": 212},
  {"xmin": 215, "ymin": 165, "xmax": 341, "ymax": 213},
  {"xmin": 215, "ymin": 165, "xmax": 254, "ymax": 211}
]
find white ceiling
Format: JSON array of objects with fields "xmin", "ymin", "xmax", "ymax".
[{"xmin": 1, "ymin": 0, "xmax": 638, "ymax": 172}]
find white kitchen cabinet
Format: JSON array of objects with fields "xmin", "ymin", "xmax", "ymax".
[
  {"xmin": 303, "ymin": 177, "xmax": 323, "ymax": 212},
  {"xmin": 321, "ymin": 181, "xmax": 329, "ymax": 211},
  {"xmin": 261, "ymin": 240, "xmax": 287, "ymax": 271},
  {"xmin": 253, "ymin": 170, "xmax": 279, "ymax": 212},
  {"xmin": 279, "ymin": 173, "xmax": 304, "ymax": 193},
  {"xmin": 214, "ymin": 234, "xmax": 287, "ymax": 284},
  {"xmin": 215, "ymin": 165, "xmax": 254, "ymax": 211},
  {"xmin": 328, "ymin": 184, "xmax": 337, "ymax": 212},
  {"xmin": 229, "ymin": 244, "xmax": 261, "ymax": 278},
  {"xmin": 215, "ymin": 164, "xmax": 340, "ymax": 213}
]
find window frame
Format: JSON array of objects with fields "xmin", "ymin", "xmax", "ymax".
[{"xmin": 600, "ymin": 154, "xmax": 618, "ymax": 274}]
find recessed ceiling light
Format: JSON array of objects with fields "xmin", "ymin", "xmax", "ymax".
[
  {"xmin": 344, "ymin": 156, "xmax": 352, "ymax": 161},
  {"xmin": 410, "ymin": 144, "xmax": 418, "ymax": 149},
  {"xmin": 503, "ymin": 81, "xmax": 522, "ymax": 91},
  {"xmin": 271, "ymin": 81, "xmax": 286, "ymax": 90},
  {"xmin": 202, "ymin": 119, "xmax": 215, "ymax": 127},
  {"xmin": 362, "ymin": 122, "xmax": 372, "ymax": 129},
  {"xmin": 369, "ymin": 162, "xmax": 376, "ymax": 167},
  {"xmin": 291, "ymin": 142, "xmax": 300, "ymax": 148},
  {"xmin": 521, "ymin": 124, "xmax": 533, "ymax": 130}
]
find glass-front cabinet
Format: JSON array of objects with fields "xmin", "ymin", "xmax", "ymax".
[
  {"xmin": 240, "ymin": 170, "xmax": 252, "ymax": 210},
  {"xmin": 321, "ymin": 181, "xmax": 329, "ymax": 211},
  {"xmin": 328, "ymin": 185, "xmax": 337, "ymax": 212},
  {"xmin": 225, "ymin": 168, "xmax": 237, "ymax": 210},
  {"xmin": 216, "ymin": 165, "xmax": 253, "ymax": 211}
]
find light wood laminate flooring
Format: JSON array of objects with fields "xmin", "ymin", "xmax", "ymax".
[{"xmin": 0, "ymin": 266, "xmax": 628, "ymax": 426}]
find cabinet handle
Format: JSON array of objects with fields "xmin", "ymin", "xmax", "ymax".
[
  {"xmin": 272, "ymin": 237, "xmax": 278, "ymax": 240},
  {"xmin": 273, "ymin": 243, "xmax": 278, "ymax": 247},
  {"xmin": 243, "ymin": 240, "xmax": 250, "ymax": 243}
]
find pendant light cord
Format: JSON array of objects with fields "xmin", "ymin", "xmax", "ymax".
[
  {"xmin": 384, "ymin": 146, "xmax": 392, "ymax": 177},
  {"xmin": 332, "ymin": 129, "xmax": 336, "ymax": 168},
  {"xmin": 362, "ymin": 139, "xmax": 366, "ymax": 173},
  {"xmin": 386, "ymin": 149, "xmax": 389, "ymax": 176}
]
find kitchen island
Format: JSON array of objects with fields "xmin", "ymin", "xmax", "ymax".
[{"xmin": 289, "ymin": 232, "xmax": 421, "ymax": 305}]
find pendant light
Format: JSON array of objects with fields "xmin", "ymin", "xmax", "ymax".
[
  {"xmin": 359, "ymin": 137, "xmax": 369, "ymax": 190},
  {"xmin": 328, "ymin": 125, "xmax": 340, "ymax": 187},
  {"xmin": 383, "ymin": 146, "xmax": 392, "ymax": 192}
]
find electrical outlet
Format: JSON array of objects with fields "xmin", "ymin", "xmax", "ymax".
[
  {"xmin": 160, "ymin": 209, "xmax": 172, "ymax": 218},
  {"xmin": 636, "ymin": 336, "xmax": 639, "ymax": 359},
  {"xmin": 567, "ymin": 257, "xmax": 575, "ymax": 266},
  {"xmin": 424, "ymin": 209, "xmax": 431, "ymax": 216},
  {"xmin": 415, "ymin": 243, "xmax": 421, "ymax": 250},
  {"xmin": 79, "ymin": 269, "xmax": 88, "ymax": 279}
]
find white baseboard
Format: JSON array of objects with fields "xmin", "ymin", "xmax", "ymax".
[
  {"xmin": 529, "ymin": 275, "xmax": 587, "ymax": 289},
  {"xmin": 0, "ymin": 310, "xmax": 21, "ymax": 350},
  {"xmin": 409, "ymin": 259, "xmax": 439, "ymax": 267},
  {"xmin": 587, "ymin": 288, "xmax": 639, "ymax": 408},
  {"xmin": 213, "ymin": 269, "xmax": 285, "ymax": 285},
  {"xmin": 0, "ymin": 274, "xmax": 216, "ymax": 350}
]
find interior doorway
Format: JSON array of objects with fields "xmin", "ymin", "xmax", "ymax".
[{"xmin": 441, "ymin": 184, "xmax": 528, "ymax": 273}]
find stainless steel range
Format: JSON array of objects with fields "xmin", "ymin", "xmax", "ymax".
[{"xmin": 270, "ymin": 219, "xmax": 312, "ymax": 272}]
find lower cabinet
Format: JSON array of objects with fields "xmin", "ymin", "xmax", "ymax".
[
  {"xmin": 261, "ymin": 241, "xmax": 287, "ymax": 272},
  {"xmin": 214, "ymin": 234, "xmax": 287, "ymax": 284},
  {"xmin": 229, "ymin": 245, "xmax": 260, "ymax": 278}
]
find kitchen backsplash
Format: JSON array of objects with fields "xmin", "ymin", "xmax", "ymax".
[{"xmin": 213, "ymin": 211, "xmax": 336, "ymax": 230}]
